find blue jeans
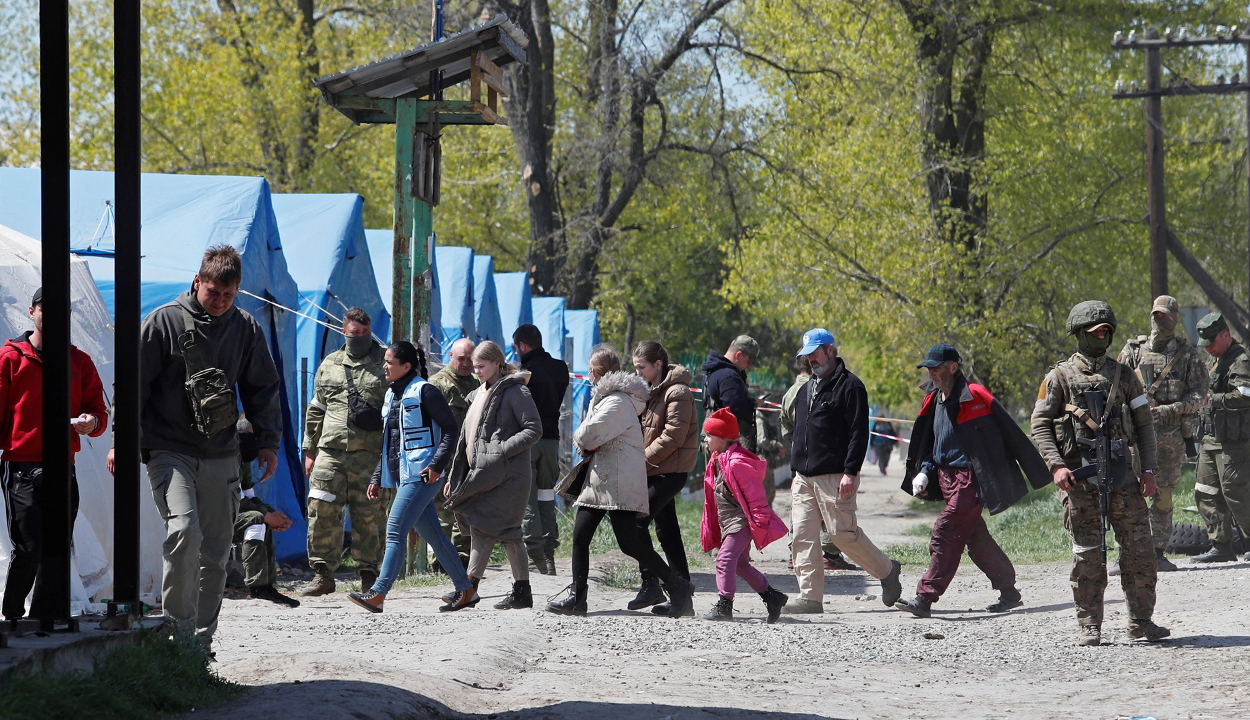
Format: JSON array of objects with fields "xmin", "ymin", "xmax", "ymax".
[{"xmin": 373, "ymin": 479, "xmax": 472, "ymax": 595}]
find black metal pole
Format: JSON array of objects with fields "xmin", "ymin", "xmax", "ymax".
[
  {"xmin": 40, "ymin": 0, "xmax": 73, "ymax": 626},
  {"xmin": 112, "ymin": 0, "xmax": 142, "ymax": 614}
]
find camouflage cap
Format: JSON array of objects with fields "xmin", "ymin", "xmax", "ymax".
[
  {"xmin": 731, "ymin": 334, "xmax": 760, "ymax": 362},
  {"xmin": 1196, "ymin": 311, "xmax": 1226, "ymax": 347},
  {"xmin": 1151, "ymin": 295, "xmax": 1180, "ymax": 320},
  {"xmin": 1065, "ymin": 300, "xmax": 1117, "ymax": 335}
]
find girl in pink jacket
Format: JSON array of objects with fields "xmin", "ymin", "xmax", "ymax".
[{"xmin": 700, "ymin": 408, "xmax": 789, "ymax": 623}]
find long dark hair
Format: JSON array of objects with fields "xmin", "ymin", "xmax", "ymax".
[
  {"xmin": 632, "ymin": 340, "xmax": 668, "ymax": 367},
  {"xmin": 388, "ymin": 341, "xmax": 428, "ymax": 379}
]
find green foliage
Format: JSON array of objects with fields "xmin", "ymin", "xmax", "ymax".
[{"xmin": 0, "ymin": 627, "xmax": 244, "ymax": 720}]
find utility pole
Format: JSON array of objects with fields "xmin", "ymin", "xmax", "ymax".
[{"xmin": 1144, "ymin": 30, "xmax": 1168, "ymax": 298}]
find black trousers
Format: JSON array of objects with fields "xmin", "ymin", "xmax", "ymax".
[
  {"xmin": 572, "ymin": 506, "xmax": 671, "ymax": 587},
  {"xmin": 636, "ymin": 472, "xmax": 690, "ymax": 581},
  {"xmin": 3, "ymin": 461, "xmax": 79, "ymax": 620}
]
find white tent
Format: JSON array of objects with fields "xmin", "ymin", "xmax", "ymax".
[{"xmin": 0, "ymin": 223, "xmax": 164, "ymax": 614}]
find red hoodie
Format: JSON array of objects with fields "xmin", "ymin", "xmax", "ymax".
[{"xmin": 0, "ymin": 332, "xmax": 109, "ymax": 462}]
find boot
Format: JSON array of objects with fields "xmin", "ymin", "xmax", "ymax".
[
  {"xmin": 347, "ymin": 590, "xmax": 384, "ymax": 613},
  {"xmin": 759, "ymin": 587, "xmax": 788, "ymax": 624},
  {"xmin": 1156, "ymin": 547, "xmax": 1178, "ymax": 572},
  {"xmin": 1192, "ymin": 542, "xmax": 1235, "ymax": 563},
  {"xmin": 895, "ymin": 595, "xmax": 931, "ymax": 618},
  {"xmin": 1078, "ymin": 625, "xmax": 1101, "ymax": 647},
  {"xmin": 439, "ymin": 585, "xmax": 479, "ymax": 613},
  {"xmin": 627, "ymin": 574, "xmax": 665, "ymax": 611},
  {"xmin": 663, "ymin": 572, "xmax": 695, "ymax": 618},
  {"xmin": 650, "ymin": 601, "xmax": 672, "ymax": 615},
  {"xmin": 250, "ymin": 584, "xmax": 301, "ymax": 608},
  {"xmin": 1128, "ymin": 618, "xmax": 1171, "ymax": 641},
  {"xmin": 702, "ymin": 595, "xmax": 734, "ymax": 621},
  {"xmin": 299, "ymin": 563, "xmax": 336, "ymax": 597},
  {"xmin": 528, "ymin": 548, "xmax": 551, "ymax": 576},
  {"xmin": 359, "ymin": 569, "xmax": 378, "ymax": 592},
  {"xmin": 442, "ymin": 576, "xmax": 481, "ymax": 605},
  {"xmin": 543, "ymin": 547, "xmax": 557, "ymax": 576},
  {"xmin": 986, "ymin": 587, "xmax": 1022, "ymax": 613},
  {"xmin": 880, "ymin": 559, "xmax": 903, "ymax": 607},
  {"xmin": 546, "ymin": 583, "xmax": 588, "ymax": 616},
  {"xmin": 494, "ymin": 580, "xmax": 533, "ymax": 610}
]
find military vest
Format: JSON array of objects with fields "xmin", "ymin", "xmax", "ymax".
[
  {"xmin": 1051, "ymin": 355, "xmax": 1137, "ymax": 487},
  {"xmin": 1202, "ymin": 344, "xmax": 1250, "ymax": 444},
  {"xmin": 1123, "ymin": 334, "xmax": 1199, "ymax": 435}
]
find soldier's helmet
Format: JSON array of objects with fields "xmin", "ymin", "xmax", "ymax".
[{"xmin": 1065, "ymin": 301, "xmax": 1117, "ymax": 335}]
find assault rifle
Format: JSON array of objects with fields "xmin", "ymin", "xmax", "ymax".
[{"xmin": 1072, "ymin": 388, "xmax": 1124, "ymax": 567}]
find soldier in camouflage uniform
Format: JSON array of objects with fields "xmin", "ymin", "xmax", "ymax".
[
  {"xmin": 1031, "ymin": 301, "xmax": 1169, "ymax": 647},
  {"xmin": 428, "ymin": 337, "xmax": 479, "ymax": 569},
  {"xmin": 300, "ymin": 308, "xmax": 388, "ymax": 596},
  {"xmin": 1117, "ymin": 296, "xmax": 1209, "ymax": 572},
  {"xmin": 233, "ymin": 420, "xmax": 299, "ymax": 607},
  {"xmin": 1191, "ymin": 312, "xmax": 1250, "ymax": 563}
]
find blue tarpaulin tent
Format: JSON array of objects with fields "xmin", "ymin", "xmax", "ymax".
[
  {"xmin": 0, "ymin": 167, "xmax": 310, "ymax": 563},
  {"xmin": 434, "ymin": 246, "xmax": 475, "ymax": 360},
  {"xmin": 531, "ymin": 296, "xmax": 571, "ymax": 361},
  {"xmin": 494, "ymin": 272, "xmax": 532, "ymax": 363},
  {"xmin": 272, "ymin": 194, "xmax": 389, "ymax": 398},
  {"xmin": 563, "ymin": 309, "xmax": 600, "ymax": 447},
  {"xmin": 472, "ymin": 255, "xmax": 504, "ymax": 346}
]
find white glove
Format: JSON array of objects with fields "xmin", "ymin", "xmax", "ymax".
[{"xmin": 911, "ymin": 472, "xmax": 929, "ymax": 497}]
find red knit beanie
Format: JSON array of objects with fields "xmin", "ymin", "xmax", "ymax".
[{"xmin": 703, "ymin": 407, "xmax": 739, "ymax": 440}]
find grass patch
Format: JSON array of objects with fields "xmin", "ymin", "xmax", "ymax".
[
  {"xmin": 0, "ymin": 626, "xmax": 244, "ymax": 720},
  {"xmin": 594, "ymin": 560, "xmax": 642, "ymax": 589}
]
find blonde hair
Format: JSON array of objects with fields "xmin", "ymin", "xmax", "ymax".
[
  {"xmin": 472, "ymin": 340, "xmax": 514, "ymax": 375},
  {"xmin": 588, "ymin": 344, "xmax": 621, "ymax": 376}
]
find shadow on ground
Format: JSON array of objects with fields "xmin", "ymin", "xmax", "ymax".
[{"xmin": 172, "ymin": 680, "xmax": 849, "ymax": 720}]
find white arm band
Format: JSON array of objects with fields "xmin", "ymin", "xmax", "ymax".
[{"xmin": 1129, "ymin": 394, "xmax": 1149, "ymax": 410}]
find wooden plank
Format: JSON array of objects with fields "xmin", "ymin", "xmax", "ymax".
[
  {"xmin": 470, "ymin": 52, "xmax": 481, "ymax": 104},
  {"xmin": 392, "ymin": 98, "xmax": 417, "ymax": 343},
  {"xmin": 476, "ymin": 51, "xmax": 503, "ymax": 77},
  {"xmin": 482, "ymin": 71, "xmax": 508, "ymax": 100},
  {"xmin": 474, "ymin": 101, "xmax": 507, "ymax": 125}
]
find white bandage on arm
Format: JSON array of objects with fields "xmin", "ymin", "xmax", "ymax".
[
  {"xmin": 308, "ymin": 488, "xmax": 336, "ymax": 503},
  {"xmin": 241, "ymin": 487, "xmax": 256, "ymax": 499},
  {"xmin": 243, "ymin": 524, "xmax": 267, "ymax": 542},
  {"xmin": 309, "ymin": 397, "xmax": 327, "ymax": 411},
  {"xmin": 536, "ymin": 489, "xmax": 556, "ymax": 501},
  {"xmin": 1238, "ymin": 386, "xmax": 1250, "ymax": 397},
  {"xmin": 1129, "ymin": 394, "xmax": 1150, "ymax": 410}
]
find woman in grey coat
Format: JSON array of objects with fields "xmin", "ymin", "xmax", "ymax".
[
  {"xmin": 547, "ymin": 345, "xmax": 695, "ymax": 618},
  {"xmin": 444, "ymin": 341, "xmax": 542, "ymax": 609}
]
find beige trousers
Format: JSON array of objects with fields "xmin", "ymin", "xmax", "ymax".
[{"xmin": 792, "ymin": 471, "xmax": 892, "ymax": 601}]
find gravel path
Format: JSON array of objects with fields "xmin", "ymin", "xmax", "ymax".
[{"xmin": 177, "ymin": 461, "xmax": 1250, "ymax": 720}]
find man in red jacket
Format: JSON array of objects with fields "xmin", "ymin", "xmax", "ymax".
[{"xmin": 1, "ymin": 287, "xmax": 109, "ymax": 622}]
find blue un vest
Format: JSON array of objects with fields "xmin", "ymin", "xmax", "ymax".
[{"xmin": 380, "ymin": 379, "xmax": 441, "ymax": 487}]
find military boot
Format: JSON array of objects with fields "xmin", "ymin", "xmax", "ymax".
[
  {"xmin": 527, "ymin": 548, "xmax": 551, "ymax": 576},
  {"xmin": 759, "ymin": 587, "xmax": 788, "ymax": 624},
  {"xmin": 359, "ymin": 569, "xmax": 378, "ymax": 592},
  {"xmin": 1078, "ymin": 625, "xmax": 1101, "ymax": 647},
  {"xmin": 702, "ymin": 595, "xmax": 734, "ymax": 621},
  {"xmin": 547, "ymin": 583, "xmax": 588, "ymax": 616},
  {"xmin": 662, "ymin": 572, "xmax": 695, "ymax": 618},
  {"xmin": 627, "ymin": 574, "xmax": 665, "ymax": 611},
  {"xmin": 250, "ymin": 585, "xmax": 301, "ymax": 608},
  {"xmin": 299, "ymin": 563, "xmax": 336, "ymax": 597},
  {"xmin": 494, "ymin": 580, "xmax": 533, "ymax": 610},
  {"xmin": 1155, "ymin": 548, "xmax": 1178, "ymax": 572},
  {"xmin": 1128, "ymin": 618, "xmax": 1171, "ymax": 641},
  {"xmin": 542, "ymin": 547, "xmax": 557, "ymax": 576},
  {"xmin": 1192, "ymin": 542, "xmax": 1235, "ymax": 563}
]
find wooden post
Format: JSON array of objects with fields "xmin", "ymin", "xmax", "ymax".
[
  {"xmin": 1245, "ymin": 42, "xmax": 1250, "ymax": 306},
  {"xmin": 1144, "ymin": 33, "xmax": 1169, "ymax": 298}
]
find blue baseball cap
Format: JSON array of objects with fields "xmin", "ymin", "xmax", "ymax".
[
  {"xmin": 917, "ymin": 343, "xmax": 961, "ymax": 368},
  {"xmin": 796, "ymin": 328, "xmax": 836, "ymax": 357}
]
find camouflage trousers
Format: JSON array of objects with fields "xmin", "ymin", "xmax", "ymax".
[
  {"xmin": 1148, "ymin": 434, "xmax": 1186, "ymax": 550},
  {"xmin": 1062, "ymin": 479, "xmax": 1156, "ymax": 628},
  {"xmin": 306, "ymin": 448, "xmax": 385, "ymax": 573},
  {"xmin": 1195, "ymin": 440, "xmax": 1250, "ymax": 546},
  {"xmin": 233, "ymin": 510, "xmax": 275, "ymax": 588}
]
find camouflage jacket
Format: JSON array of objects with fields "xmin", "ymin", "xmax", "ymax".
[
  {"xmin": 303, "ymin": 343, "xmax": 387, "ymax": 453},
  {"xmin": 1118, "ymin": 334, "xmax": 1208, "ymax": 437},
  {"xmin": 429, "ymin": 365, "xmax": 480, "ymax": 428},
  {"xmin": 779, "ymin": 373, "xmax": 810, "ymax": 449},
  {"xmin": 1202, "ymin": 342, "xmax": 1250, "ymax": 446}
]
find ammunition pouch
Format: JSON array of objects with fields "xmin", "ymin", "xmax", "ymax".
[{"xmin": 1212, "ymin": 406, "xmax": 1250, "ymax": 444}]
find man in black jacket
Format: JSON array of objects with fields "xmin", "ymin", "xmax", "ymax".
[
  {"xmin": 786, "ymin": 328, "xmax": 902, "ymax": 614},
  {"xmin": 895, "ymin": 344, "xmax": 1050, "ymax": 618},
  {"xmin": 701, "ymin": 335, "xmax": 759, "ymax": 452},
  {"xmin": 515, "ymin": 324, "xmax": 569, "ymax": 574}
]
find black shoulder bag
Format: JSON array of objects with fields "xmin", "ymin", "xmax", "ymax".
[{"xmin": 344, "ymin": 365, "xmax": 384, "ymax": 431}]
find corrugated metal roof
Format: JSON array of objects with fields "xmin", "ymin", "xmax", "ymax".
[{"xmin": 314, "ymin": 14, "xmax": 528, "ymax": 119}]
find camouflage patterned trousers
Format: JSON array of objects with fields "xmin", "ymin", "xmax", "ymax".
[
  {"xmin": 1062, "ymin": 479, "xmax": 1156, "ymax": 628},
  {"xmin": 306, "ymin": 448, "xmax": 385, "ymax": 573},
  {"xmin": 1195, "ymin": 440, "xmax": 1250, "ymax": 546},
  {"xmin": 1148, "ymin": 433, "xmax": 1186, "ymax": 550},
  {"xmin": 233, "ymin": 510, "xmax": 275, "ymax": 588}
]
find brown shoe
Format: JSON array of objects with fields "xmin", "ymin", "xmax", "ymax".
[
  {"xmin": 300, "ymin": 563, "xmax": 336, "ymax": 597},
  {"xmin": 347, "ymin": 590, "xmax": 384, "ymax": 613},
  {"xmin": 439, "ymin": 586, "xmax": 479, "ymax": 612},
  {"xmin": 1078, "ymin": 625, "xmax": 1101, "ymax": 647}
]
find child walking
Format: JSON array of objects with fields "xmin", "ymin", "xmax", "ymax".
[{"xmin": 700, "ymin": 408, "xmax": 790, "ymax": 623}]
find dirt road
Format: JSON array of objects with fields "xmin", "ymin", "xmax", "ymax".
[{"xmin": 182, "ymin": 460, "xmax": 1250, "ymax": 720}]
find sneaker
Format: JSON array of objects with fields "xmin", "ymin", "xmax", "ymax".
[
  {"xmin": 986, "ymin": 588, "xmax": 1022, "ymax": 613},
  {"xmin": 441, "ymin": 577, "xmax": 481, "ymax": 605},
  {"xmin": 823, "ymin": 553, "xmax": 857, "ymax": 571},
  {"xmin": 347, "ymin": 590, "xmax": 384, "ymax": 614},
  {"xmin": 439, "ymin": 586, "xmax": 479, "ymax": 612},
  {"xmin": 880, "ymin": 560, "xmax": 903, "ymax": 607},
  {"xmin": 782, "ymin": 598, "xmax": 823, "ymax": 615},
  {"xmin": 249, "ymin": 585, "xmax": 301, "ymax": 608},
  {"xmin": 895, "ymin": 595, "xmax": 931, "ymax": 618},
  {"xmin": 1127, "ymin": 618, "xmax": 1171, "ymax": 641},
  {"xmin": 1078, "ymin": 625, "xmax": 1101, "ymax": 647}
]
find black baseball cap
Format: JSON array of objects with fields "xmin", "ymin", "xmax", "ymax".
[
  {"xmin": 917, "ymin": 343, "xmax": 961, "ymax": 369},
  {"xmin": 31, "ymin": 287, "xmax": 42, "ymax": 306}
]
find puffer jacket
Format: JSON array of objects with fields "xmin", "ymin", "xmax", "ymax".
[
  {"xmin": 571, "ymin": 371, "xmax": 651, "ymax": 514},
  {"xmin": 640, "ymin": 364, "xmax": 699, "ymax": 476},
  {"xmin": 700, "ymin": 442, "xmax": 788, "ymax": 552}
]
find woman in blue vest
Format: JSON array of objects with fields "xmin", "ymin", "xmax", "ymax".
[{"xmin": 347, "ymin": 341, "xmax": 477, "ymax": 613}]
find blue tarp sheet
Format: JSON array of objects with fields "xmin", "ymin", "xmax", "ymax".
[
  {"xmin": 494, "ymin": 272, "xmax": 532, "ymax": 364},
  {"xmin": 530, "ymin": 297, "xmax": 568, "ymax": 361},
  {"xmin": 434, "ymin": 246, "xmax": 475, "ymax": 361},
  {"xmin": 272, "ymin": 194, "xmax": 389, "ymax": 405},
  {"xmin": 0, "ymin": 168, "xmax": 310, "ymax": 563},
  {"xmin": 472, "ymin": 255, "xmax": 504, "ymax": 347},
  {"xmin": 563, "ymin": 309, "xmax": 600, "ymax": 442}
]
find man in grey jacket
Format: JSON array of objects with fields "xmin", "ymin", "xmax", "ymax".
[{"xmin": 141, "ymin": 245, "xmax": 283, "ymax": 650}]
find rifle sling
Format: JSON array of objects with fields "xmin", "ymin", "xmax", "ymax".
[{"xmin": 1148, "ymin": 350, "xmax": 1183, "ymax": 396}]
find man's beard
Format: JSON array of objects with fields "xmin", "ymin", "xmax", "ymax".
[{"xmin": 809, "ymin": 356, "xmax": 835, "ymax": 376}]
